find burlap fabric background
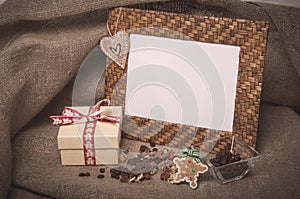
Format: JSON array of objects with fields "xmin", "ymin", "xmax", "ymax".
[{"xmin": 0, "ymin": 0, "xmax": 299, "ymax": 198}]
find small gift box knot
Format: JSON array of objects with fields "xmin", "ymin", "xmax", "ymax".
[{"xmin": 50, "ymin": 99, "xmax": 120, "ymax": 126}]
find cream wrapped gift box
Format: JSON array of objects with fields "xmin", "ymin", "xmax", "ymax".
[{"xmin": 51, "ymin": 104, "xmax": 122, "ymax": 166}]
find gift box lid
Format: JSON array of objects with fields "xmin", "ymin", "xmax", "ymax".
[{"xmin": 57, "ymin": 106, "xmax": 122, "ymax": 150}]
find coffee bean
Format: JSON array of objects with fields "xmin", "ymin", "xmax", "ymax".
[
  {"xmin": 97, "ymin": 174, "xmax": 105, "ymax": 179},
  {"xmin": 111, "ymin": 173, "xmax": 116, "ymax": 178},
  {"xmin": 100, "ymin": 168, "xmax": 105, "ymax": 173},
  {"xmin": 139, "ymin": 145, "xmax": 151, "ymax": 153},
  {"xmin": 139, "ymin": 145, "xmax": 147, "ymax": 153},
  {"xmin": 85, "ymin": 172, "xmax": 90, "ymax": 176},
  {"xmin": 115, "ymin": 175, "xmax": 120, "ymax": 180},
  {"xmin": 211, "ymin": 150, "xmax": 244, "ymax": 167},
  {"xmin": 150, "ymin": 141, "xmax": 156, "ymax": 147},
  {"xmin": 79, "ymin": 173, "xmax": 85, "ymax": 177},
  {"xmin": 110, "ymin": 168, "xmax": 116, "ymax": 173}
]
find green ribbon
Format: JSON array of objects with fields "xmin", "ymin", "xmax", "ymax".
[{"xmin": 182, "ymin": 148, "xmax": 202, "ymax": 164}]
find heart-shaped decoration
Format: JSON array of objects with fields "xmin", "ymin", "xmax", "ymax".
[{"xmin": 100, "ymin": 31, "xmax": 129, "ymax": 69}]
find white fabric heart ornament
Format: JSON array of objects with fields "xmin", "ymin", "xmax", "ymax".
[{"xmin": 100, "ymin": 31, "xmax": 130, "ymax": 69}]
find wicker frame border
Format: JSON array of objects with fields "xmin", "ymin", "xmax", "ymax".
[{"xmin": 104, "ymin": 7, "xmax": 269, "ymax": 148}]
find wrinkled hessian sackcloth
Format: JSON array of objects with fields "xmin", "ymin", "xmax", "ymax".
[{"xmin": 0, "ymin": 0, "xmax": 299, "ymax": 198}]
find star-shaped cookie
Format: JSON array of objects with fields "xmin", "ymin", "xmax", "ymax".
[{"xmin": 173, "ymin": 156, "xmax": 208, "ymax": 189}]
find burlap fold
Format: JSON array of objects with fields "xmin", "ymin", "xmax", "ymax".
[{"xmin": 0, "ymin": 0, "xmax": 299, "ymax": 198}]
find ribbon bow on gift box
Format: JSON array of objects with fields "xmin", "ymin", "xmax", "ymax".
[{"xmin": 50, "ymin": 99, "xmax": 120, "ymax": 126}]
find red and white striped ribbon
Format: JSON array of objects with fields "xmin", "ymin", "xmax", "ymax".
[{"xmin": 50, "ymin": 99, "xmax": 120, "ymax": 125}]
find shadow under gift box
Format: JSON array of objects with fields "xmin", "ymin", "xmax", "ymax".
[
  {"xmin": 199, "ymin": 136, "xmax": 261, "ymax": 184},
  {"xmin": 57, "ymin": 106, "xmax": 122, "ymax": 165}
]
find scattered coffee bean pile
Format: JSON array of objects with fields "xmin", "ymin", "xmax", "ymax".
[
  {"xmin": 78, "ymin": 144, "xmax": 176, "ymax": 183},
  {"xmin": 110, "ymin": 167, "xmax": 155, "ymax": 183},
  {"xmin": 210, "ymin": 149, "xmax": 242, "ymax": 167},
  {"xmin": 210, "ymin": 149, "xmax": 249, "ymax": 180},
  {"xmin": 109, "ymin": 144, "xmax": 164, "ymax": 183},
  {"xmin": 122, "ymin": 145, "xmax": 174, "ymax": 174},
  {"xmin": 109, "ymin": 144, "xmax": 175, "ymax": 183},
  {"xmin": 97, "ymin": 168, "xmax": 105, "ymax": 179}
]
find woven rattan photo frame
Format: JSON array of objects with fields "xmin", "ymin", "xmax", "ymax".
[{"xmin": 104, "ymin": 7, "xmax": 269, "ymax": 150}]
